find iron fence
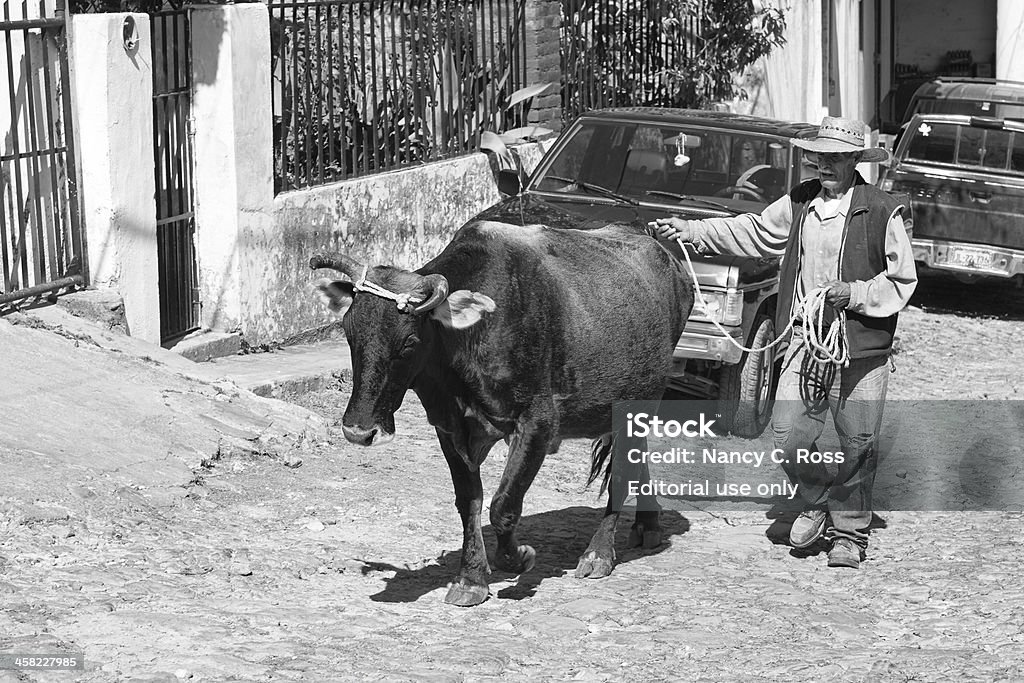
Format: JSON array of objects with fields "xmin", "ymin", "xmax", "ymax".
[
  {"xmin": 151, "ymin": 7, "xmax": 199, "ymax": 343},
  {"xmin": 0, "ymin": 0, "xmax": 83, "ymax": 307},
  {"xmin": 269, "ymin": 0, "xmax": 528, "ymax": 192},
  {"xmin": 561, "ymin": 0, "xmax": 702, "ymax": 120}
]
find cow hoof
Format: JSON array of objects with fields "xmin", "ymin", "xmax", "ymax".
[
  {"xmin": 444, "ymin": 579, "xmax": 490, "ymax": 607},
  {"xmin": 574, "ymin": 550, "xmax": 614, "ymax": 579},
  {"xmin": 494, "ymin": 544, "xmax": 536, "ymax": 575},
  {"xmin": 627, "ymin": 523, "xmax": 663, "ymax": 550}
]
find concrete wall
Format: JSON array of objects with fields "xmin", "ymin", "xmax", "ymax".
[
  {"xmin": 251, "ymin": 147, "xmax": 543, "ymax": 345},
  {"xmin": 69, "ymin": 13, "xmax": 159, "ymax": 343},
  {"xmin": 191, "ymin": 4, "xmax": 275, "ymax": 336}
]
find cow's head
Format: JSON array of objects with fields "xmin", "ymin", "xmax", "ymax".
[{"xmin": 310, "ymin": 252, "xmax": 495, "ymax": 447}]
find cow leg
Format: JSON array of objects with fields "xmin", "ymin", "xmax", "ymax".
[
  {"xmin": 575, "ymin": 496, "xmax": 619, "ymax": 579},
  {"xmin": 628, "ymin": 438, "xmax": 663, "ymax": 549},
  {"xmin": 628, "ymin": 509, "xmax": 663, "ymax": 549},
  {"xmin": 437, "ymin": 432, "xmax": 490, "ymax": 607},
  {"xmin": 489, "ymin": 418, "xmax": 553, "ymax": 575},
  {"xmin": 576, "ymin": 432, "xmax": 662, "ymax": 578},
  {"xmin": 576, "ymin": 506, "xmax": 662, "ymax": 580}
]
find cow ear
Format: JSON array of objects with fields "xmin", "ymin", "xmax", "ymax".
[
  {"xmin": 316, "ymin": 278, "xmax": 355, "ymax": 316},
  {"xmin": 430, "ymin": 290, "xmax": 496, "ymax": 329}
]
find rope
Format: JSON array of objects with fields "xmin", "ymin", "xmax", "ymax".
[
  {"xmin": 351, "ymin": 266, "xmax": 420, "ymax": 311},
  {"xmin": 352, "ymin": 266, "xmax": 399, "ymax": 300},
  {"xmin": 676, "ymin": 236, "xmax": 849, "ymax": 367}
]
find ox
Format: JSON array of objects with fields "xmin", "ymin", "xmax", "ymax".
[{"xmin": 311, "ymin": 220, "xmax": 693, "ymax": 606}]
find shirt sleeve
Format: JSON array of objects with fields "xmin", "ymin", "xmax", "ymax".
[
  {"xmin": 847, "ymin": 209, "xmax": 918, "ymax": 317},
  {"xmin": 691, "ymin": 194, "xmax": 793, "ymax": 258}
]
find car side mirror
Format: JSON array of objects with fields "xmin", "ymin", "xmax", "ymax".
[{"xmin": 497, "ymin": 168, "xmax": 523, "ymax": 196}]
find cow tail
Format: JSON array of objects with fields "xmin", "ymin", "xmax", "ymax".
[{"xmin": 586, "ymin": 432, "xmax": 615, "ymax": 495}]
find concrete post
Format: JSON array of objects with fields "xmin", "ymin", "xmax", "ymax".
[
  {"xmin": 996, "ymin": 0, "xmax": 1024, "ymax": 81},
  {"xmin": 190, "ymin": 3, "xmax": 274, "ymax": 335},
  {"xmin": 523, "ymin": 0, "xmax": 563, "ymax": 130},
  {"xmin": 68, "ymin": 13, "xmax": 160, "ymax": 344}
]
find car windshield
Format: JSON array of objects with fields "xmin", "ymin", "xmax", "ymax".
[
  {"xmin": 903, "ymin": 119, "xmax": 1024, "ymax": 175},
  {"xmin": 530, "ymin": 120, "xmax": 793, "ymax": 205}
]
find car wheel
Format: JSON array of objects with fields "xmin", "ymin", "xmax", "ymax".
[{"xmin": 717, "ymin": 314, "xmax": 776, "ymax": 438}]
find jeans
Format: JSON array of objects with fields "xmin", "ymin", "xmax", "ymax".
[{"xmin": 772, "ymin": 330, "xmax": 890, "ymax": 547}]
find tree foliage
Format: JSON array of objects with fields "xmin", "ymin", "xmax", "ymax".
[
  {"xmin": 562, "ymin": 0, "xmax": 787, "ymax": 116},
  {"xmin": 670, "ymin": 0, "xmax": 787, "ymax": 106}
]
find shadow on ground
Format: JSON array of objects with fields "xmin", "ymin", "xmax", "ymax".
[
  {"xmin": 363, "ymin": 506, "xmax": 690, "ymax": 604},
  {"xmin": 910, "ymin": 274, "xmax": 1024, "ymax": 321}
]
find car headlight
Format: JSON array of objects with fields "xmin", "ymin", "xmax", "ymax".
[{"xmin": 692, "ymin": 288, "xmax": 743, "ymax": 325}]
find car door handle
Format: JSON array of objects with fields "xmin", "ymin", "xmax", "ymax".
[{"xmin": 969, "ymin": 190, "xmax": 992, "ymax": 204}]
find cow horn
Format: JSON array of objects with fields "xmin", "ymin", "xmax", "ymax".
[
  {"xmin": 412, "ymin": 273, "xmax": 450, "ymax": 314},
  {"xmin": 309, "ymin": 252, "xmax": 366, "ymax": 279}
]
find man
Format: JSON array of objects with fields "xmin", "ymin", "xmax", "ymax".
[{"xmin": 652, "ymin": 116, "xmax": 917, "ymax": 569}]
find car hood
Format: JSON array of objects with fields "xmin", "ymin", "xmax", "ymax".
[{"xmin": 474, "ymin": 192, "xmax": 778, "ymax": 289}]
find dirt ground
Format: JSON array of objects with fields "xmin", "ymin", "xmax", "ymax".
[{"xmin": 1, "ymin": 275, "xmax": 1023, "ymax": 682}]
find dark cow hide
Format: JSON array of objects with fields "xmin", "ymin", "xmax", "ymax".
[{"xmin": 311, "ymin": 220, "xmax": 693, "ymax": 606}]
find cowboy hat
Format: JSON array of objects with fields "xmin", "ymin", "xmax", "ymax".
[{"xmin": 792, "ymin": 116, "xmax": 890, "ymax": 164}]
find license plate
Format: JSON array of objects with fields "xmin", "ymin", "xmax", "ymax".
[{"xmin": 944, "ymin": 246, "xmax": 995, "ymax": 270}]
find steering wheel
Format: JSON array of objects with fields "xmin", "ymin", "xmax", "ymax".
[{"xmin": 714, "ymin": 184, "xmax": 765, "ymax": 201}]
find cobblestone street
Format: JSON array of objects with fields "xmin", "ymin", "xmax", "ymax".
[{"xmin": 1, "ymin": 280, "xmax": 1023, "ymax": 681}]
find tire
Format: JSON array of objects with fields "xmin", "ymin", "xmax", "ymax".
[{"xmin": 717, "ymin": 314, "xmax": 777, "ymax": 438}]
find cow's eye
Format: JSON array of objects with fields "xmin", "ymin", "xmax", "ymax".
[{"xmin": 398, "ymin": 336, "xmax": 419, "ymax": 358}]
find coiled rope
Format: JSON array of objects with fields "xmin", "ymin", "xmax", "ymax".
[{"xmin": 676, "ymin": 236, "xmax": 849, "ymax": 367}]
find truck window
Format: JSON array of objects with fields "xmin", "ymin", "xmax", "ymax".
[
  {"xmin": 906, "ymin": 120, "xmax": 1023, "ymax": 174},
  {"xmin": 906, "ymin": 122, "xmax": 958, "ymax": 163}
]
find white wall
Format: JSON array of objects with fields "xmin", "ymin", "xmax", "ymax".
[
  {"xmin": 190, "ymin": 4, "xmax": 274, "ymax": 335},
  {"xmin": 753, "ymin": 0, "xmax": 827, "ymax": 125},
  {"xmin": 69, "ymin": 13, "xmax": 160, "ymax": 343},
  {"xmin": 996, "ymin": 0, "xmax": 1024, "ymax": 80}
]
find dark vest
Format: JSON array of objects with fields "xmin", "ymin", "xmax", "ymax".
[{"xmin": 777, "ymin": 176, "xmax": 902, "ymax": 359}]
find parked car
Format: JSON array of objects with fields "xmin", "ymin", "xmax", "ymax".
[
  {"xmin": 483, "ymin": 108, "xmax": 818, "ymax": 436},
  {"xmin": 880, "ymin": 112, "xmax": 1024, "ymax": 284}
]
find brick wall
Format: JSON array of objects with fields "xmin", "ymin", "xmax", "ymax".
[{"xmin": 524, "ymin": 0, "xmax": 564, "ymax": 130}]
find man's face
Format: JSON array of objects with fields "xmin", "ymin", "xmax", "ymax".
[{"xmin": 816, "ymin": 151, "xmax": 861, "ymax": 195}]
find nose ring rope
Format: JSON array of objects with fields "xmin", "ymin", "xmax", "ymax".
[{"xmin": 675, "ymin": 236, "xmax": 849, "ymax": 367}]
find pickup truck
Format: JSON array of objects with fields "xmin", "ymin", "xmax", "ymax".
[
  {"xmin": 482, "ymin": 108, "xmax": 819, "ymax": 436},
  {"xmin": 880, "ymin": 113, "xmax": 1024, "ymax": 284}
]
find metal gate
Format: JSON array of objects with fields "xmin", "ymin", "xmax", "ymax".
[
  {"xmin": 0, "ymin": 0, "xmax": 84, "ymax": 308},
  {"xmin": 151, "ymin": 6, "xmax": 198, "ymax": 343}
]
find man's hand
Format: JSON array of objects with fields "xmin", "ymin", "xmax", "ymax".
[
  {"xmin": 649, "ymin": 217, "xmax": 696, "ymax": 242},
  {"xmin": 822, "ymin": 280, "xmax": 851, "ymax": 310}
]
